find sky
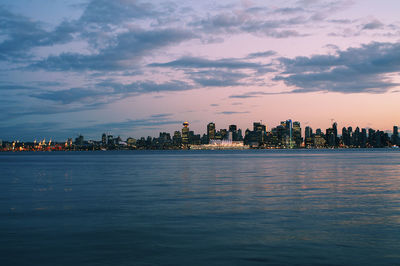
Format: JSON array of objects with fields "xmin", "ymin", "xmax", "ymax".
[{"xmin": 1, "ymin": 0, "xmax": 400, "ymax": 141}]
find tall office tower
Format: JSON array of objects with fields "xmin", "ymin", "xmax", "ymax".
[
  {"xmin": 304, "ymin": 126, "xmax": 313, "ymax": 148},
  {"xmin": 253, "ymin": 122, "xmax": 261, "ymax": 132},
  {"xmin": 353, "ymin": 127, "xmax": 360, "ymax": 147},
  {"xmin": 305, "ymin": 126, "xmax": 312, "ymax": 139},
  {"xmin": 220, "ymin": 129, "xmax": 228, "ymax": 140},
  {"xmin": 392, "ymin": 126, "xmax": 399, "ymax": 145},
  {"xmin": 75, "ymin": 135, "xmax": 84, "ymax": 146},
  {"xmin": 207, "ymin": 122, "xmax": 216, "ymax": 143},
  {"xmin": 173, "ymin": 131, "xmax": 182, "ymax": 146},
  {"xmin": 229, "ymin": 124, "xmax": 238, "ymax": 141},
  {"xmin": 332, "ymin": 122, "xmax": 338, "ymax": 146},
  {"xmin": 102, "ymin": 133, "xmax": 107, "ymax": 146},
  {"xmin": 182, "ymin": 122, "xmax": 189, "ymax": 145},
  {"xmin": 342, "ymin": 127, "xmax": 347, "ymax": 146},
  {"xmin": 286, "ymin": 119, "xmax": 293, "ymax": 148},
  {"xmin": 292, "ymin": 121, "xmax": 302, "ymax": 147},
  {"xmin": 316, "ymin": 128, "xmax": 322, "ymax": 135},
  {"xmin": 107, "ymin": 135, "xmax": 114, "ymax": 145},
  {"xmin": 326, "ymin": 128, "xmax": 335, "ymax": 147},
  {"xmin": 360, "ymin": 128, "xmax": 367, "ymax": 148},
  {"xmin": 229, "ymin": 125, "xmax": 237, "ymax": 132},
  {"xmin": 253, "ymin": 122, "xmax": 266, "ymax": 144},
  {"xmin": 347, "ymin": 127, "xmax": 353, "ymax": 146},
  {"xmin": 237, "ymin": 129, "xmax": 243, "ymax": 141}
]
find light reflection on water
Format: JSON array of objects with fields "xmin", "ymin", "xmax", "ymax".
[{"xmin": 1, "ymin": 149, "xmax": 400, "ymax": 265}]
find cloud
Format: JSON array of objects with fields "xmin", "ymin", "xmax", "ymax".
[
  {"xmin": 229, "ymin": 91, "xmax": 279, "ymax": 98},
  {"xmin": 150, "ymin": 57, "xmax": 275, "ymax": 88},
  {"xmin": 188, "ymin": 69, "xmax": 249, "ymax": 87},
  {"xmin": 150, "ymin": 113, "xmax": 173, "ymax": 118},
  {"xmin": 30, "ymin": 87, "xmax": 109, "ymax": 104},
  {"xmin": 246, "ymin": 50, "xmax": 277, "ymax": 59},
  {"xmin": 30, "ymin": 28, "xmax": 197, "ymax": 71},
  {"xmin": 190, "ymin": 1, "xmax": 354, "ymax": 38},
  {"xmin": 0, "ymin": 84, "xmax": 40, "ymax": 91},
  {"xmin": 217, "ymin": 111, "xmax": 250, "ymax": 115},
  {"xmin": 78, "ymin": 0, "xmax": 157, "ymax": 26},
  {"xmin": 149, "ymin": 56, "xmax": 266, "ymax": 69},
  {"xmin": 362, "ymin": 19, "xmax": 384, "ymax": 30},
  {"xmin": 30, "ymin": 80, "xmax": 194, "ymax": 104},
  {"xmin": 0, "ymin": 7, "xmax": 75, "ymax": 61},
  {"xmin": 195, "ymin": 11, "xmax": 309, "ymax": 38},
  {"xmin": 275, "ymin": 42, "xmax": 400, "ymax": 93}
]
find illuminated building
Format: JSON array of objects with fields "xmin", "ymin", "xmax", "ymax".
[
  {"xmin": 392, "ymin": 126, "xmax": 399, "ymax": 145},
  {"xmin": 173, "ymin": 131, "xmax": 182, "ymax": 146},
  {"xmin": 127, "ymin": 137, "xmax": 136, "ymax": 146},
  {"xmin": 101, "ymin": 133, "xmax": 106, "ymax": 145},
  {"xmin": 229, "ymin": 124, "xmax": 238, "ymax": 141},
  {"xmin": 207, "ymin": 122, "xmax": 216, "ymax": 143},
  {"xmin": 314, "ymin": 135, "xmax": 326, "ymax": 148},
  {"xmin": 107, "ymin": 135, "xmax": 114, "ymax": 146},
  {"xmin": 220, "ymin": 129, "xmax": 228, "ymax": 140},
  {"xmin": 75, "ymin": 135, "xmax": 84, "ymax": 146},
  {"xmin": 292, "ymin": 121, "xmax": 302, "ymax": 147},
  {"xmin": 182, "ymin": 121, "xmax": 189, "ymax": 145}
]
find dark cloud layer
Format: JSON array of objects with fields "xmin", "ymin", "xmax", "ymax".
[
  {"xmin": 30, "ymin": 28, "xmax": 196, "ymax": 71},
  {"xmin": 31, "ymin": 80, "xmax": 194, "ymax": 104},
  {"xmin": 149, "ymin": 56, "xmax": 266, "ymax": 69},
  {"xmin": 0, "ymin": 7, "xmax": 75, "ymax": 60},
  {"xmin": 275, "ymin": 42, "xmax": 400, "ymax": 93}
]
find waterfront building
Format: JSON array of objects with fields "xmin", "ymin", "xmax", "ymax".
[
  {"xmin": 360, "ymin": 128, "xmax": 367, "ymax": 148},
  {"xmin": 102, "ymin": 133, "xmax": 107, "ymax": 146},
  {"xmin": 107, "ymin": 135, "xmax": 114, "ymax": 146},
  {"xmin": 392, "ymin": 126, "xmax": 399, "ymax": 145},
  {"xmin": 173, "ymin": 131, "xmax": 182, "ymax": 146},
  {"xmin": 304, "ymin": 126, "xmax": 313, "ymax": 148},
  {"xmin": 182, "ymin": 122, "xmax": 189, "ymax": 145},
  {"xmin": 333, "ymin": 122, "xmax": 338, "ymax": 145},
  {"xmin": 207, "ymin": 122, "xmax": 216, "ymax": 143},
  {"xmin": 314, "ymin": 135, "xmax": 326, "ymax": 148},
  {"xmin": 229, "ymin": 124, "xmax": 238, "ymax": 141},
  {"xmin": 293, "ymin": 121, "xmax": 302, "ymax": 148},
  {"xmin": 237, "ymin": 129, "xmax": 243, "ymax": 141},
  {"xmin": 305, "ymin": 126, "xmax": 312, "ymax": 139},
  {"xmin": 220, "ymin": 129, "xmax": 228, "ymax": 140},
  {"xmin": 75, "ymin": 135, "xmax": 84, "ymax": 146},
  {"xmin": 127, "ymin": 137, "xmax": 136, "ymax": 147}
]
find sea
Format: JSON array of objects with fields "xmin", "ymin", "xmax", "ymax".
[{"xmin": 1, "ymin": 149, "xmax": 399, "ymax": 266}]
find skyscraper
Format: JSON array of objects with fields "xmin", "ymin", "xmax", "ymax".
[
  {"xmin": 173, "ymin": 131, "xmax": 182, "ymax": 146},
  {"xmin": 392, "ymin": 126, "xmax": 399, "ymax": 145},
  {"xmin": 229, "ymin": 124, "xmax": 238, "ymax": 141},
  {"xmin": 305, "ymin": 126, "xmax": 312, "ymax": 139},
  {"xmin": 292, "ymin": 121, "xmax": 302, "ymax": 148},
  {"xmin": 102, "ymin": 133, "xmax": 107, "ymax": 146},
  {"xmin": 182, "ymin": 122, "xmax": 189, "ymax": 145},
  {"xmin": 207, "ymin": 122, "xmax": 216, "ymax": 143}
]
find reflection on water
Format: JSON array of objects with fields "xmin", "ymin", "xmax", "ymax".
[{"xmin": 1, "ymin": 150, "xmax": 400, "ymax": 265}]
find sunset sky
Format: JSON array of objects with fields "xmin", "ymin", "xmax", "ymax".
[{"xmin": 1, "ymin": 0, "xmax": 400, "ymax": 141}]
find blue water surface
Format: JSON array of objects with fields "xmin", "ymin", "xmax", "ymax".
[{"xmin": 1, "ymin": 149, "xmax": 400, "ymax": 265}]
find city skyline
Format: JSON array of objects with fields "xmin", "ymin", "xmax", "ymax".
[
  {"xmin": 1, "ymin": 0, "xmax": 400, "ymax": 140},
  {"xmin": 2, "ymin": 119, "xmax": 398, "ymax": 147}
]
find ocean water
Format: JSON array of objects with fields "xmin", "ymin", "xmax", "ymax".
[{"xmin": 1, "ymin": 149, "xmax": 399, "ymax": 265}]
